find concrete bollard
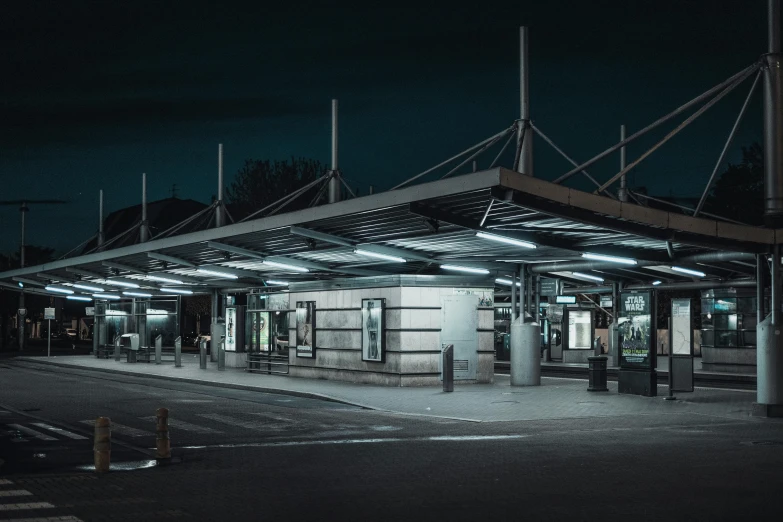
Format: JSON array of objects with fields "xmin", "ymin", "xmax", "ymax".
[
  {"xmin": 155, "ymin": 408, "xmax": 171, "ymax": 460},
  {"xmin": 94, "ymin": 417, "xmax": 111, "ymax": 473}
]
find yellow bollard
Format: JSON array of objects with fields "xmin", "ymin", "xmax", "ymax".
[
  {"xmin": 94, "ymin": 417, "xmax": 111, "ymax": 473},
  {"xmin": 156, "ymin": 407, "xmax": 171, "ymax": 460}
]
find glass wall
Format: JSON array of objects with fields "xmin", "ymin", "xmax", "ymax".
[{"xmin": 700, "ymin": 288, "xmax": 764, "ymax": 350}]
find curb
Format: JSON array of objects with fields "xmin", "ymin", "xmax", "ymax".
[{"xmin": 12, "ymin": 358, "xmax": 379, "ymax": 412}]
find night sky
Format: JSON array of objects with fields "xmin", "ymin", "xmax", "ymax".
[{"xmin": 0, "ymin": 1, "xmax": 772, "ymax": 254}]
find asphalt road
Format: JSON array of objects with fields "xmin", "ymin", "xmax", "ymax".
[{"xmin": 2, "ymin": 360, "xmax": 783, "ymax": 521}]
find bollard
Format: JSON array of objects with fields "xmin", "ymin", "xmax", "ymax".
[
  {"xmin": 217, "ymin": 338, "xmax": 226, "ymax": 371},
  {"xmin": 155, "ymin": 408, "xmax": 171, "ymax": 460},
  {"xmin": 113, "ymin": 335, "xmax": 122, "ymax": 361},
  {"xmin": 199, "ymin": 338, "xmax": 207, "ymax": 369},
  {"xmin": 155, "ymin": 334, "xmax": 162, "ymax": 365},
  {"xmin": 94, "ymin": 416, "xmax": 111, "ymax": 473},
  {"xmin": 442, "ymin": 344, "xmax": 454, "ymax": 392},
  {"xmin": 174, "ymin": 336, "xmax": 182, "ymax": 368}
]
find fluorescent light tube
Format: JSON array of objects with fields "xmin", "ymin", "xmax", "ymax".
[
  {"xmin": 441, "ymin": 264, "xmax": 490, "ymax": 275},
  {"xmin": 123, "ymin": 291, "xmax": 153, "ymax": 297},
  {"xmin": 46, "ymin": 286, "xmax": 74, "ymax": 294},
  {"xmin": 652, "ymin": 281, "xmax": 662, "ymax": 286},
  {"xmin": 93, "ymin": 293, "xmax": 121, "ymax": 300},
  {"xmin": 495, "ymin": 278, "xmax": 521, "ymax": 287},
  {"xmin": 581, "ymin": 253, "xmax": 637, "ymax": 265},
  {"xmin": 572, "ymin": 272, "xmax": 604, "ymax": 282},
  {"xmin": 266, "ymin": 280, "xmax": 289, "ymax": 286},
  {"xmin": 105, "ymin": 280, "xmax": 140, "ymax": 288},
  {"xmin": 671, "ymin": 266, "xmax": 706, "ymax": 277},
  {"xmin": 475, "ymin": 231, "xmax": 536, "ymax": 249},
  {"xmin": 262, "ymin": 260, "xmax": 310, "ymax": 273},
  {"xmin": 67, "ymin": 295, "xmax": 93, "ymax": 302},
  {"xmin": 354, "ymin": 249, "xmax": 407, "ymax": 263},
  {"xmin": 73, "ymin": 283, "xmax": 104, "ymax": 292},
  {"xmin": 161, "ymin": 288, "xmax": 194, "ymax": 295},
  {"xmin": 147, "ymin": 275, "xmax": 184, "ymax": 284},
  {"xmin": 196, "ymin": 268, "xmax": 239, "ymax": 279}
]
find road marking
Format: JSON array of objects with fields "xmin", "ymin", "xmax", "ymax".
[
  {"xmin": 0, "ymin": 502, "xmax": 55, "ymax": 511},
  {"xmin": 0, "ymin": 479, "xmax": 13, "ymax": 485},
  {"xmin": 178, "ymin": 434, "xmax": 529, "ymax": 450},
  {"xmin": 140, "ymin": 417, "xmax": 223, "ymax": 434},
  {"xmin": 196, "ymin": 413, "xmax": 285, "ymax": 431},
  {"xmin": 79, "ymin": 420, "xmax": 151, "ymax": 438},
  {"xmin": 31, "ymin": 423, "xmax": 88, "ymax": 440},
  {"xmin": 3, "ymin": 518, "xmax": 83, "ymax": 522},
  {"xmin": 0, "ymin": 490, "xmax": 33, "ymax": 497},
  {"xmin": 248, "ymin": 412, "xmax": 300, "ymax": 424},
  {"xmin": 7, "ymin": 424, "xmax": 57, "ymax": 441}
]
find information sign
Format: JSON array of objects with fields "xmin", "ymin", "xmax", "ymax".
[
  {"xmin": 85, "ymin": 307, "xmax": 95, "ymax": 316},
  {"xmin": 44, "ymin": 308, "xmax": 55, "ymax": 320},
  {"xmin": 296, "ymin": 301, "xmax": 316, "ymax": 358},
  {"xmin": 671, "ymin": 298, "xmax": 692, "ymax": 355},
  {"xmin": 540, "ymin": 278, "xmax": 559, "ymax": 297},
  {"xmin": 555, "ymin": 295, "xmax": 576, "ymax": 304},
  {"xmin": 600, "ymin": 297, "xmax": 613, "ymax": 309},
  {"xmin": 225, "ymin": 307, "xmax": 237, "ymax": 351}
]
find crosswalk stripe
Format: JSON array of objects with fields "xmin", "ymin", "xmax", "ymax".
[
  {"xmin": 0, "ymin": 502, "xmax": 55, "ymax": 511},
  {"xmin": 139, "ymin": 417, "xmax": 223, "ymax": 434},
  {"xmin": 0, "ymin": 479, "xmax": 13, "ymax": 485},
  {"xmin": 3, "ymin": 517, "xmax": 83, "ymax": 522},
  {"xmin": 7, "ymin": 424, "xmax": 57, "ymax": 441},
  {"xmin": 196, "ymin": 413, "xmax": 277, "ymax": 430},
  {"xmin": 31, "ymin": 423, "xmax": 88, "ymax": 440},
  {"xmin": 0, "ymin": 490, "xmax": 33, "ymax": 497},
  {"xmin": 79, "ymin": 420, "xmax": 151, "ymax": 438}
]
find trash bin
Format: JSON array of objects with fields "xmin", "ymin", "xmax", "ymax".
[
  {"xmin": 587, "ymin": 356, "xmax": 608, "ymax": 391},
  {"xmin": 497, "ymin": 333, "xmax": 510, "ymax": 361}
]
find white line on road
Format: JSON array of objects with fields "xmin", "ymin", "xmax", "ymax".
[
  {"xmin": 3, "ymin": 518, "xmax": 83, "ymax": 522},
  {"xmin": 0, "ymin": 479, "xmax": 13, "ymax": 485},
  {"xmin": 7, "ymin": 424, "xmax": 57, "ymax": 441},
  {"xmin": 196, "ymin": 413, "xmax": 286, "ymax": 431},
  {"xmin": 79, "ymin": 420, "xmax": 151, "ymax": 438},
  {"xmin": 0, "ymin": 490, "xmax": 33, "ymax": 497},
  {"xmin": 140, "ymin": 417, "xmax": 223, "ymax": 434},
  {"xmin": 31, "ymin": 423, "xmax": 88, "ymax": 440},
  {"xmin": 0, "ymin": 502, "xmax": 55, "ymax": 511},
  {"xmin": 177, "ymin": 434, "xmax": 529, "ymax": 450}
]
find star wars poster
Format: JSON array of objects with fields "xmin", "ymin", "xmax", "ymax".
[
  {"xmin": 618, "ymin": 291, "xmax": 653, "ymax": 369},
  {"xmin": 296, "ymin": 301, "xmax": 316, "ymax": 358},
  {"xmin": 362, "ymin": 298, "xmax": 384, "ymax": 362}
]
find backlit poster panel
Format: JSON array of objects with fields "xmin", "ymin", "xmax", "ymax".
[
  {"xmin": 362, "ymin": 298, "xmax": 384, "ymax": 362},
  {"xmin": 568, "ymin": 310, "xmax": 592, "ymax": 349},
  {"xmin": 296, "ymin": 301, "xmax": 316, "ymax": 358},
  {"xmin": 619, "ymin": 291, "xmax": 653, "ymax": 369},
  {"xmin": 671, "ymin": 298, "xmax": 692, "ymax": 355},
  {"xmin": 225, "ymin": 307, "xmax": 237, "ymax": 351}
]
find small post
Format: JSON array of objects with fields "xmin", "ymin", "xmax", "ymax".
[
  {"xmin": 155, "ymin": 408, "xmax": 171, "ymax": 460},
  {"xmin": 199, "ymin": 338, "xmax": 207, "ymax": 369},
  {"xmin": 174, "ymin": 336, "xmax": 182, "ymax": 368},
  {"xmin": 369, "ymin": 185, "xmax": 374, "ymax": 195},
  {"xmin": 155, "ymin": 334, "xmax": 162, "ymax": 365},
  {"xmin": 442, "ymin": 344, "xmax": 454, "ymax": 392},
  {"xmin": 665, "ymin": 317, "xmax": 677, "ymax": 400},
  {"xmin": 218, "ymin": 337, "xmax": 226, "ymax": 371},
  {"xmin": 518, "ymin": 26, "xmax": 533, "ymax": 176},
  {"xmin": 113, "ymin": 334, "xmax": 122, "ymax": 361},
  {"xmin": 93, "ymin": 416, "xmax": 111, "ymax": 473},
  {"xmin": 47, "ymin": 319, "xmax": 51, "ymax": 358}
]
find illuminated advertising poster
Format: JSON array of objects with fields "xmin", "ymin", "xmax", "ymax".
[
  {"xmin": 568, "ymin": 310, "xmax": 592, "ymax": 349},
  {"xmin": 619, "ymin": 291, "xmax": 653, "ymax": 368},
  {"xmin": 258, "ymin": 311, "xmax": 270, "ymax": 352},
  {"xmin": 225, "ymin": 307, "xmax": 237, "ymax": 351},
  {"xmin": 296, "ymin": 301, "xmax": 316, "ymax": 358},
  {"xmin": 361, "ymin": 298, "xmax": 384, "ymax": 362}
]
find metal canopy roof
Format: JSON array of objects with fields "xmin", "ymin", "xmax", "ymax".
[{"xmin": 1, "ymin": 168, "xmax": 776, "ymax": 299}]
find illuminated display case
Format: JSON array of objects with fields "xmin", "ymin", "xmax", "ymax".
[{"xmin": 700, "ymin": 288, "xmax": 765, "ymax": 349}]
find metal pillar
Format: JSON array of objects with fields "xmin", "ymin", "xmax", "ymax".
[
  {"xmin": 618, "ymin": 125, "xmax": 628, "ymax": 202},
  {"xmin": 519, "ymin": 264, "xmax": 526, "ymax": 319},
  {"xmin": 98, "ymin": 190, "xmax": 105, "ymax": 250},
  {"xmin": 533, "ymin": 275, "xmax": 541, "ymax": 323},
  {"xmin": 518, "ymin": 26, "xmax": 533, "ymax": 176},
  {"xmin": 140, "ymin": 173, "xmax": 150, "ymax": 242},
  {"xmin": 18, "ymin": 203, "xmax": 28, "ymax": 351},
  {"xmin": 526, "ymin": 272, "xmax": 532, "ymax": 317},
  {"xmin": 210, "ymin": 289, "xmax": 219, "ymax": 362},
  {"xmin": 510, "ymin": 270, "xmax": 517, "ymax": 321},
  {"xmin": 764, "ymin": 0, "xmax": 783, "ymax": 226},
  {"xmin": 216, "ymin": 144, "xmax": 225, "ymax": 227},
  {"xmin": 328, "ymin": 99, "xmax": 341, "ymax": 204},
  {"xmin": 757, "ymin": 243, "xmax": 783, "ymax": 413},
  {"xmin": 758, "ymin": 253, "xmax": 767, "ymax": 323}
]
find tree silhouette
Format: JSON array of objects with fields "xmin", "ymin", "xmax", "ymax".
[
  {"xmin": 225, "ymin": 157, "xmax": 329, "ymax": 220},
  {"xmin": 705, "ymin": 143, "xmax": 763, "ymax": 225}
]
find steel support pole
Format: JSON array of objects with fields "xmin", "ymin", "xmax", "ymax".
[
  {"xmin": 758, "ymin": 253, "xmax": 767, "ymax": 323},
  {"xmin": 534, "ymin": 275, "xmax": 541, "ymax": 323},
  {"xmin": 518, "ymin": 26, "xmax": 533, "ymax": 176},
  {"xmin": 216, "ymin": 144, "xmax": 225, "ymax": 227},
  {"xmin": 47, "ymin": 319, "xmax": 51, "ymax": 358},
  {"xmin": 519, "ymin": 264, "xmax": 526, "ymax": 319},
  {"xmin": 526, "ymin": 272, "xmax": 532, "ymax": 317},
  {"xmin": 328, "ymin": 99, "xmax": 341, "ymax": 204},
  {"xmin": 510, "ymin": 270, "xmax": 517, "ymax": 321},
  {"xmin": 140, "ymin": 173, "xmax": 150, "ymax": 242},
  {"xmin": 765, "ymin": 0, "xmax": 783, "ymax": 226},
  {"xmin": 210, "ymin": 289, "xmax": 219, "ymax": 362},
  {"xmin": 618, "ymin": 125, "xmax": 628, "ymax": 202},
  {"xmin": 18, "ymin": 203, "xmax": 27, "ymax": 351},
  {"xmin": 98, "ymin": 190, "xmax": 105, "ymax": 250}
]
